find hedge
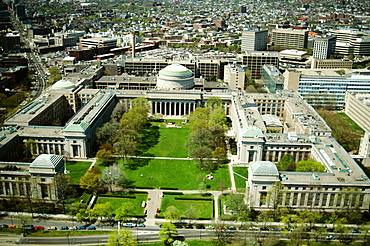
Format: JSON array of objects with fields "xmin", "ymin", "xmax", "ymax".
[{"xmin": 174, "ymin": 197, "xmax": 213, "ymax": 201}]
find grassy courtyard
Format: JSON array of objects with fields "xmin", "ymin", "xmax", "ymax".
[
  {"xmin": 143, "ymin": 120, "xmax": 189, "ymax": 158},
  {"xmin": 95, "ymin": 193, "xmax": 148, "ymax": 216},
  {"xmin": 122, "ymin": 159, "xmax": 230, "ymax": 190},
  {"xmin": 233, "ymin": 167, "xmax": 248, "ymax": 191},
  {"xmin": 159, "ymin": 193, "xmax": 214, "ymax": 219},
  {"xmin": 65, "ymin": 161, "xmax": 92, "ymax": 184}
]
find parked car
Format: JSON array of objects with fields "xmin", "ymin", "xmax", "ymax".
[
  {"xmin": 227, "ymin": 226, "xmax": 236, "ymax": 230},
  {"xmin": 34, "ymin": 226, "xmax": 44, "ymax": 230},
  {"xmin": 77, "ymin": 226, "xmax": 86, "ymax": 230},
  {"xmin": 60, "ymin": 226, "xmax": 69, "ymax": 230},
  {"xmin": 137, "ymin": 223, "xmax": 145, "ymax": 227},
  {"xmin": 205, "ymin": 226, "xmax": 215, "ymax": 229},
  {"xmin": 270, "ymin": 228, "xmax": 282, "ymax": 231},
  {"xmin": 327, "ymin": 228, "xmax": 334, "ymax": 232},
  {"xmin": 352, "ymin": 229, "xmax": 361, "ymax": 233},
  {"xmin": 216, "ymin": 226, "xmax": 225, "ymax": 230},
  {"xmin": 175, "ymin": 224, "xmax": 183, "ymax": 229},
  {"xmin": 170, "ymin": 236, "xmax": 185, "ymax": 241},
  {"xmin": 123, "ymin": 223, "xmax": 136, "ymax": 228},
  {"xmin": 238, "ymin": 227, "xmax": 246, "ymax": 230},
  {"xmin": 47, "ymin": 226, "xmax": 57, "ymax": 230},
  {"xmin": 8, "ymin": 225, "xmax": 16, "ymax": 229},
  {"xmin": 261, "ymin": 227, "xmax": 269, "ymax": 231},
  {"xmin": 196, "ymin": 225, "xmax": 205, "ymax": 229},
  {"xmin": 87, "ymin": 226, "xmax": 96, "ymax": 230},
  {"xmin": 326, "ymin": 235, "xmax": 335, "ymax": 240},
  {"xmin": 0, "ymin": 224, "xmax": 8, "ymax": 229},
  {"xmin": 69, "ymin": 226, "xmax": 77, "ymax": 230},
  {"xmin": 185, "ymin": 224, "xmax": 193, "ymax": 229},
  {"xmin": 22, "ymin": 225, "xmax": 34, "ymax": 230}
]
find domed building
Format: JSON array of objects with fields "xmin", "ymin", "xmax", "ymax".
[
  {"xmin": 50, "ymin": 79, "xmax": 77, "ymax": 91},
  {"xmin": 156, "ymin": 64, "xmax": 194, "ymax": 90}
]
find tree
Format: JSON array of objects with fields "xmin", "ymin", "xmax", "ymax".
[
  {"xmin": 23, "ymin": 139, "xmax": 37, "ymax": 159},
  {"xmin": 206, "ymin": 97, "xmax": 223, "ymax": 112},
  {"xmin": 96, "ymin": 148, "xmax": 114, "ymax": 166},
  {"xmin": 184, "ymin": 205, "xmax": 198, "ymax": 225},
  {"xmin": 96, "ymin": 122, "xmax": 120, "ymax": 146},
  {"xmin": 164, "ymin": 206, "xmax": 181, "ymax": 223},
  {"xmin": 277, "ymin": 154, "xmax": 294, "ymax": 171},
  {"xmin": 296, "ymin": 159, "xmax": 325, "ymax": 172},
  {"xmin": 159, "ymin": 223, "xmax": 178, "ymax": 246},
  {"xmin": 79, "ymin": 167, "xmax": 102, "ymax": 195},
  {"xmin": 267, "ymin": 182, "xmax": 284, "ymax": 209},
  {"xmin": 213, "ymin": 147, "xmax": 227, "ymax": 164},
  {"xmin": 225, "ymin": 193, "xmax": 248, "ymax": 215},
  {"xmin": 173, "ymin": 241, "xmax": 188, "ymax": 246},
  {"xmin": 209, "ymin": 107, "xmax": 226, "ymax": 127},
  {"xmin": 115, "ymin": 202, "xmax": 135, "ymax": 223},
  {"xmin": 88, "ymin": 202, "xmax": 113, "ymax": 222},
  {"xmin": 131, "ymin": 97, "xmax": 150, "ymax": 113},
  {"xmin": 54, "ymin": 174, "xmax": 75, "ymax": 212},
  {"xmin": 191, "ymin": 146, "xmax": 213, "ymax": 169},
  {"xmin": 100, "ymin": 165, "xmax": 127, "ymax": 192},
  {"xmin": 49, "ymin": 66, "xmax": 62, "ymax": 83},
  {"xmin": 107, "ymin": 230, "xmax": 137, "ymax": 246}
]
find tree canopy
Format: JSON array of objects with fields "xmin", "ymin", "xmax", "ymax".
[{"xmin": 296, "ymin": 159, "xmax": 325, "ymax": 172}]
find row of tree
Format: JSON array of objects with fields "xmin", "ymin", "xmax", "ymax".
[
  {"xmin": 96, "ymin": 97, "xmax": 150, "ymax": 165},
  {"xmin": 188, "ymin": 97, "xmax": 228, "ymax": 171}
]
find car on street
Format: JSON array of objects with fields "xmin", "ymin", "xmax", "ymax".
[
  {"xmin": 137, "ymin": 223, "xmax": 145, "ymax": 227},
  {"xmin": 270, "ymin": 228, "xmax": 282, "ymax": 231},
  {"xmin": 123, "ymin": 223, "xmax": 136, "ymax": 228},
  {"xmin": 327, "ymin": 228, "xmax": 334, "ymax": 232},
  {"xmin": 205, "ymin": 226, "xmax": 214, "ymax": 229},
  {"xmin": 60, "ymin": 226, "xmax": 69, "ymax": 230},
  {"xmin": 0, "ymin": 224, "xmax": 8, "ymax": 229},
  {"xmin": 77, "ymin": 226, "xmax": 86, "ymax": 230},
  {"xmin": 352, "ymin": 229, "xmax": 361, "ymax": 233},
  {"xmin": 326, "ymin": 235, "xmax": 335, "ymax": 240},
  {"xmin": 216, "ymin": 226, "xmax": 225, "ymax": 230},
  {"xmin": 170, "ymin": 236, "xmax": 185, "ymax": 241},
  {"xmin": 175, "ymin": 224, "xmax": 183, "ymax": 228},
  {"xmin": 87, "ymin": 226, "xmax": 96, "ymax": 230},
  {"xmin": 196, "ymin": 225, "xmax": 205, "ymax": 229},
  {"xmin": 34, "ymin": 226, "xmax": 44, "ymax": 230},
  {"xmin": 227, "ymin": 226, "xmax": 236, "ymax": 230},
  {"xmin": 8, "ymin": 225, "xmax": 17, "ymax": 229},
  {"xmin": 47, "ymin": 226, "xmax": 57, "ymax": 230},
  {"xmin": 22, "ymin": 225, "xmax": 34, "ymax": 230}
]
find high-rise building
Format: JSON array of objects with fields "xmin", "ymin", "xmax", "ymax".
[
  {"xmin": 242, "ymin": 51, "xmax": 279, "ymax": 79},
  {"xmin": 313, "ymin": 36, "xmax": 336, "ymax": 59},
  {"xmin": 272, "ymin": 29, "xmax": 308, "ymax": 49},
  {"xmin": 224, "ymin": 63, "xmax": 247, "ymax": 90},
  {"xmin": 330, "ymin": 29, "xmax": 370, "ymax": 56},
  {"xmin": 241, "ymin": 30, "xmax": 268, "ymax": 52}
]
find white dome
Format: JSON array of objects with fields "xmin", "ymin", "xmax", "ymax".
[
  {"xmin": 156, "ymin": 64, "xmax": 194, "ymax": 90},
  {"xmin": 51, "ymin": 79, "xmax": 76, "ymax": 90}
]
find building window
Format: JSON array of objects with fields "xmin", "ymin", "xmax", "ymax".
[{"xmin": 262, "ymin": 186, "xmax": 267, "ymax": 190}]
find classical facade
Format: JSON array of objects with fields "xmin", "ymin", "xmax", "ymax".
[{"xmin": 0, "ymin": 154, "xmax": 64, "ymax": 201}]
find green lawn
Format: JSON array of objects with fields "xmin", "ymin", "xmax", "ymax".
[
  {"xmin": 233, "ymin": 167, "xmax": 248, "ymax": 191},
  {"xmin": 122, "ymin": 159, "xmax": 230, "ymax": 190},
  {"xmin": 337, "ymin": 113, "xmax": 364, "ymax": 132},
  {"xmin": 143, "ymin": 120, "xmax": 189, "ymax": 158},
  {"xmin": 95, "ymin": 194, "xmax": 148, "ymax": 216},
  {"xmin": 65, "ymin": 161, "xmax": 92, "ymax": 184},
  {"xmin": 159, "ymin": 194, "xmax": 214, "ymax": 219}
]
